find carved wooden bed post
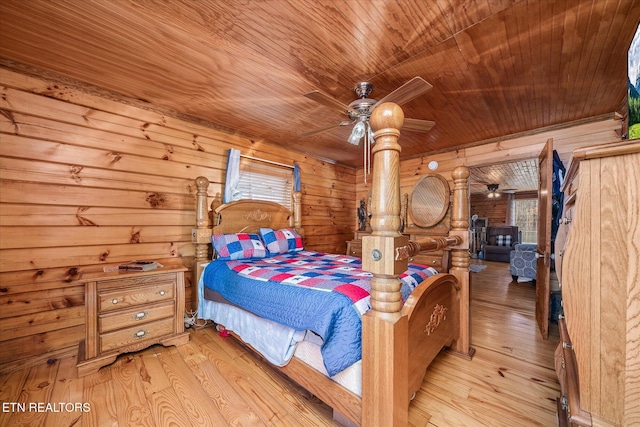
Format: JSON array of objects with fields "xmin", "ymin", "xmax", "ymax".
[
  {"xmin": 449, "ymin": 166, "xmax": 473, "ymax": 358},
  {"xmin": 361, "ymin": 102, "xmax": 410, "ymax": 426},
  {"xmin": 192, "ymin": 176, "xmax": 212, "ymax": 310},
  {"xmin": 292, "ymin": 190, "xmax": 303, "ymax": 235}
]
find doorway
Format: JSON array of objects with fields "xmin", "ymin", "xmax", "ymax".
[{"xmin": 468, "ymin": 158, "xmax": 539, "ymax": 241}]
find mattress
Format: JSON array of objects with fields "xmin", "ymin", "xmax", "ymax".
[{"xmin": 294, "ymin": 330, "xmax": 362, "ymax": 396}]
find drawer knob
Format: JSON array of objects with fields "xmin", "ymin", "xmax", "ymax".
[
  {"xmin": 111, "ymin": 298, "xmax": 119, "ymax": 304},
  {"xmin": 133, "ymin": 311, "xmax": 148, "ymax": 320},
  {"xmin": 159, "ymin": 290, "xmax": 166, "ymax": 296},
  {"xmin": 133, "ymin": 330, "xmax": 148, "ymax": 339}
]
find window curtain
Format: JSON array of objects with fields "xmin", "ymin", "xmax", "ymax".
[
  {"xmin": 224, "ymin": 148, "xmax": 241, "ymax": 203},
  {"xmin": 293, "ymin": 164, "xmax": 301, "ymax": 192},
  {"xmin": 551, "ymin": 150, "xmax": 566, "ymax": 240}
]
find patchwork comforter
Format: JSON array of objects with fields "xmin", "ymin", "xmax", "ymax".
[{"xmin": 202, "ymin": 250, "xmax": 436, "ymax": 376}]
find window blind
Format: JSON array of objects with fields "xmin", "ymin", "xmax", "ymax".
[{"xmin": 235, "ymin": 158, "xmax": 293, "ymax": 209}]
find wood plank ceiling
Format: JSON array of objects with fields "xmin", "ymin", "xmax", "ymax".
[
  {"xmin": 0, "ymin": 0, "xmax": 638, "ymax": 169},
  {"xmin": 469, "ymin": 159, "xmax": 539, "ymax": 195}
]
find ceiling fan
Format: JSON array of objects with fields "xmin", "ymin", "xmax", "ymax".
[
  {"xmin": 484, "ymin": 183, "xmax": 517, "ymax": 198},
  {"xmin": 301, "ymin": 77, "xmax": 436, "ymax": 182},
  {"xmin": 301, "ymin": 77, "xmax": 436, "ymax": 139}
]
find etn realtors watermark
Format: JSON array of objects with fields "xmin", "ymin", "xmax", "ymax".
[{"xmin": 2, "ymin": 402, "xmax": 91, "ymax": 413}]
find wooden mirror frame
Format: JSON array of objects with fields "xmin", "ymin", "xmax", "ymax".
[{"xmin": 409, "ymin": 174, "xmax": 450, "ymax": 228}]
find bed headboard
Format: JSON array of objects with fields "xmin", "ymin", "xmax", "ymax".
[{"xmin": 212, "ymin": 199, "xmax": 294, "ymax": 234}]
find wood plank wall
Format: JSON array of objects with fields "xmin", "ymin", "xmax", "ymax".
[
  {"xmin": 469, "ymin": 193, "xmax": 509, "ymax": 226},
  {"xmin": 0, "ymin": 68, "xmax": 356, "ymax": 373},
  {"xmin": 356, "ymin": 117, "xmax": 623, "ymax": 222},
  {"xmin": 468, "ymin": 191, "xmax": 539, "ymax": 229}
]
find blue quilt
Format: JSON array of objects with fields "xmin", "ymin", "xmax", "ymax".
[{"xmin": 202, "ymin": 250, "xmax": 436, "ymax": 376}]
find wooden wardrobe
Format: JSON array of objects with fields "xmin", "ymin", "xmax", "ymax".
[{"xmin": 555, "ymin": 141, "xmax": 640, "ymax": 426}]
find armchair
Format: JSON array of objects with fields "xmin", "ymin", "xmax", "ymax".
[
  {"xmin": 482, "ymin": 226, "xmax": 519, "ymax": 262},
  {"xmin": 509, "ymin": 243, "xmax": 537, "ymax": 282}
]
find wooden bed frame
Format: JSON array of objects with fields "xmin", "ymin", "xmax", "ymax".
[{"xmin": 192, "ymin": 102, "xmax": 473, "ymax": 426}]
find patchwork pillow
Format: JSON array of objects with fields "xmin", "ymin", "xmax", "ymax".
[
  {"xmin": 496, "ymin": 234, "xmax": 512, "ymax": 247},
  {"xmin": 212, "ymin": 233, "xmax": 267, "ymax": 260},
  {"xmin": 259, "ymin": 227, "xmax": 304, "ymax": 255}
]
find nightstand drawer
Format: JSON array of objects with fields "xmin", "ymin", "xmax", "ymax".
[
  {"xmin": 100, "ymin": 317, "xmax": 175, "ymax": 353},
  {"xmin": 409, "ymin": 254, "xmax": 443, "ymax": 269},
  {"xmin": 98, "ymin": 281, "xmax": 175, "ymax": 313},
  {"xmin": 346, "ymin": 240, "xmax": 362, "ymax": 257},
  {"xmin": 98, "ymin": 300, "xmax": 175, "ymax": 333}
]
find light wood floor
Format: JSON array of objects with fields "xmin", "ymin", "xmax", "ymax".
[{"xmin": 0, "ymin": 260, "xmax": 560, "ymax": 426}]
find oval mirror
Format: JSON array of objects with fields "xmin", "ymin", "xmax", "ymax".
[{"xmin": 409, "ymin": 174, "xmax": 450, "ymax": 228}]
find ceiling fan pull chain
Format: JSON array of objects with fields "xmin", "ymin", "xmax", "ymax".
[
  {"xmin": 364, "ymin": 130, "xmax": 368, "ymax": 184},
  {"xmin": 367, "ymin": 123, "xmax": 370, "ymax": 180},
  {"xmin": 364, "ymin": 122, "xmax": 372, "ymax": 184}
]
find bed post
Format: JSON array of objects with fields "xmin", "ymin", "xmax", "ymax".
[
  {"xmin": 361, "ymin": 102, "xmax": 409, "ymax": 426},
  {"xmin": 448, "ymin": 167, "xmax": 474, "ymax": 359},
  {"xmin": 292, "ymin": 190, "xmax": 303, "ymax": 236},
  {"xmin": 192, "ymin": 176, "xmax": 212, "ymax": 310}
]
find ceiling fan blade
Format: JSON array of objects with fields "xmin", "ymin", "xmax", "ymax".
[
  {"xmin": 403, "ymin": 118, "xmax": 435, "ymax": 132},
  {"xmin": 374, "ymin": 77, "xmax": 433, "ymax": 108},
  {"xmin": 304, "ymin": 90, "xmax": 357, "ymax": 116},
  {"xmin": 299, "ymin": 121, "xmax": 352, "ymax": 137}
]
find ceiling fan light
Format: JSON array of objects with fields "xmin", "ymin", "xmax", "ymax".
[
  {"xmin": 486, "ymin": 183, "xmax": 500, "ymax": 198},
  {"xmin": 348, "ymin": 121, "xmax": 365, "ymax": 145}
]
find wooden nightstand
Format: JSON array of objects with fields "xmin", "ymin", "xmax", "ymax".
[
  {"xmin": 346, "ymin": 230, "xmax": 371, "ymax": 257},
  {"xmin": 76, "ymin": 265, "xmax": 190, "ymax": 377}
]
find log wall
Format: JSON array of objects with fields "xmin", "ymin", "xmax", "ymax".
[{"xmin": 0, "ymin": 68, "xmax": 355, "ymax": 372}]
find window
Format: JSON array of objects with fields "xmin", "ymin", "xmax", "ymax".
[
  {"xmin": 512, "ymin": 198, "xmax": 537, "ymax": 243},
  {"xmin": 235, "ymin": 158, "xmax": 293, "ymax": 209},
  {"xmin": 628, "ymin": 24, "xmax": 640, "ymax": 138}
]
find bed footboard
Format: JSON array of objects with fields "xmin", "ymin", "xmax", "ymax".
[{"xmin": 401, "ymin": 273, "xmax": 459, "ymax": 398}]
